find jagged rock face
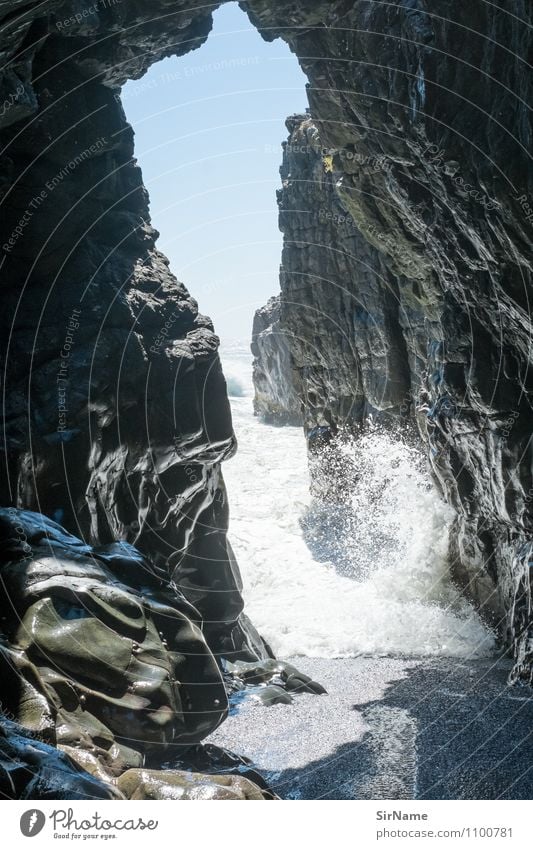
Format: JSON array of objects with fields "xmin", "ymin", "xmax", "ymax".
[
  {"xmin": 0, "ymin": 0, "xmax": 274, "ymax": 664},
  {"xmin": 246, "ymin": 0, "xmax": 532, "ymax": 682},
  {"xmin": 259, "ymin": 108, "xmax": 533, "ymax": 678},
  {"xmin": 251, "ymin": 296, "xmax": 302, "ymax": 424},
  {"xmin": 253, "ymin": 117, "xmax": 414, "ymax": 433}
]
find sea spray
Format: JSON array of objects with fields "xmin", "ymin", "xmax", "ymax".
[{"xmin": 221, "ymin": 346, "xmax": 495, "ymax": 659}]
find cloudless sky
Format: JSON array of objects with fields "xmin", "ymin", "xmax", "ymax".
[{"xmin": 122, "ymin": 2, "xmax": 309, "ymax": 344}]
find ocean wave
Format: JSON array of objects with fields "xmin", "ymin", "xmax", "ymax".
[{"xmin": 222, "ymin": 350, "xmax": 495, "ymax": 660}]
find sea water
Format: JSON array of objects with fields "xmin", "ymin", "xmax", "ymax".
[{"xmin": 220, "ymin": 345, "xmax": 495, "ymax": 660}]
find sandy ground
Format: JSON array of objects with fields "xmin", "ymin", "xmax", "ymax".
[{"xmin": 210, "ymin": 657, "xmax": 533, "ymax": 800}]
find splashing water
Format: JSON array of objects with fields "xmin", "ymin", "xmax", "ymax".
[
  {"xmin": 225, "ymin": 375, "xmax": 246, "ymax": 397},
  {"xmin": 221, "ymin": 346, "xmax": 495, "ymax": 659}
]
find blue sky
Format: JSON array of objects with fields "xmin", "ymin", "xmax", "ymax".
[{"xmin": 122, "ymin": 1, "xmax": 308, "ymax": 343}]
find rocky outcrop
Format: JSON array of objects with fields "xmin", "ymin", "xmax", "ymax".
[
  {"xmin": 254, "ymin": 115, "xmax": 413, "ymax": 434},
  {"xmin": 254, "ymin": 31, "xmax": 532, "ymax": 680},
  {"xmin": 259, "ymin": 102, "xmax": 533, "ymax": 679},
  {"xmin": 0, "ymin": 1, "xmax": 271, "ymax": 667},
  {"xmin": 243, "ymin": 1, "xmax": 532, "ymax": 683},
  {"xmin": 252, "ymin": 296, "xmax": 302, "ymax": 424},
  {"xmin": 0, "ymin": 508, "xmax": 280, "ymax": 798}
]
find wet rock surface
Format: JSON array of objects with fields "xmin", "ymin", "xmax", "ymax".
[
  {"xmin": 213, "ymin": 657, "xmax": 533, "ymax": 800},
  {"xmin": 0, "ymin": 510, "xmax": 224, "ymax": 778},
  {"xmin": 0, "ymin": 719, "xmax": 122, "ymax": 800},
  {"xmin": 0, "ymin": 509, "xmax": 277, "ymax": 799},
  {"xmin": 227, "ymin": 659, "xmax": 327, "ymax": 707},
  {"xmin": 117, "ymin": 767, "xmax": 274, "ymax": 800}
]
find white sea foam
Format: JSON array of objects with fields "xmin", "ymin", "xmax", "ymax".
[
  {"xmin": 226, "ymin": 375, "xmax": 246, "ymax": 397},
  {"xmin": 221, "ymin": 346, "xmax": 495, "ymax": 660}
]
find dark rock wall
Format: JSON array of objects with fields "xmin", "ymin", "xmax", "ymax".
[
  {"xmin": 253, "ymin": 115, "xmax": 414, "ymax": 433},
  {"xmin": 244, "ymin": 3, "xmax": 532, "ymax": 682},
  {"xmin": 251, "ymin": 295, "xmax": 302, "ymax": 424},
  {"xmin": 0, "ymin": 2, "xmax": 324, "ymax": 797},
  {"xmin": 0, "ymin": 1, "xmax": 269, "ymax": 664}
]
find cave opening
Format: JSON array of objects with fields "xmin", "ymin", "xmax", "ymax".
[
  {"xmin": 122, "ymin": 1, "xmax": 307, "ymax": 343},
  {"xmin": 0, "ymin": 1, "xmax": 500, "ymax": 667},
  {"xmin": 120, "ymin": 2, "xmax": 495, "ymax": 662},
  {"xmin": 1, "ymin": 0, "xmax": 531, "ymax": 804}
]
